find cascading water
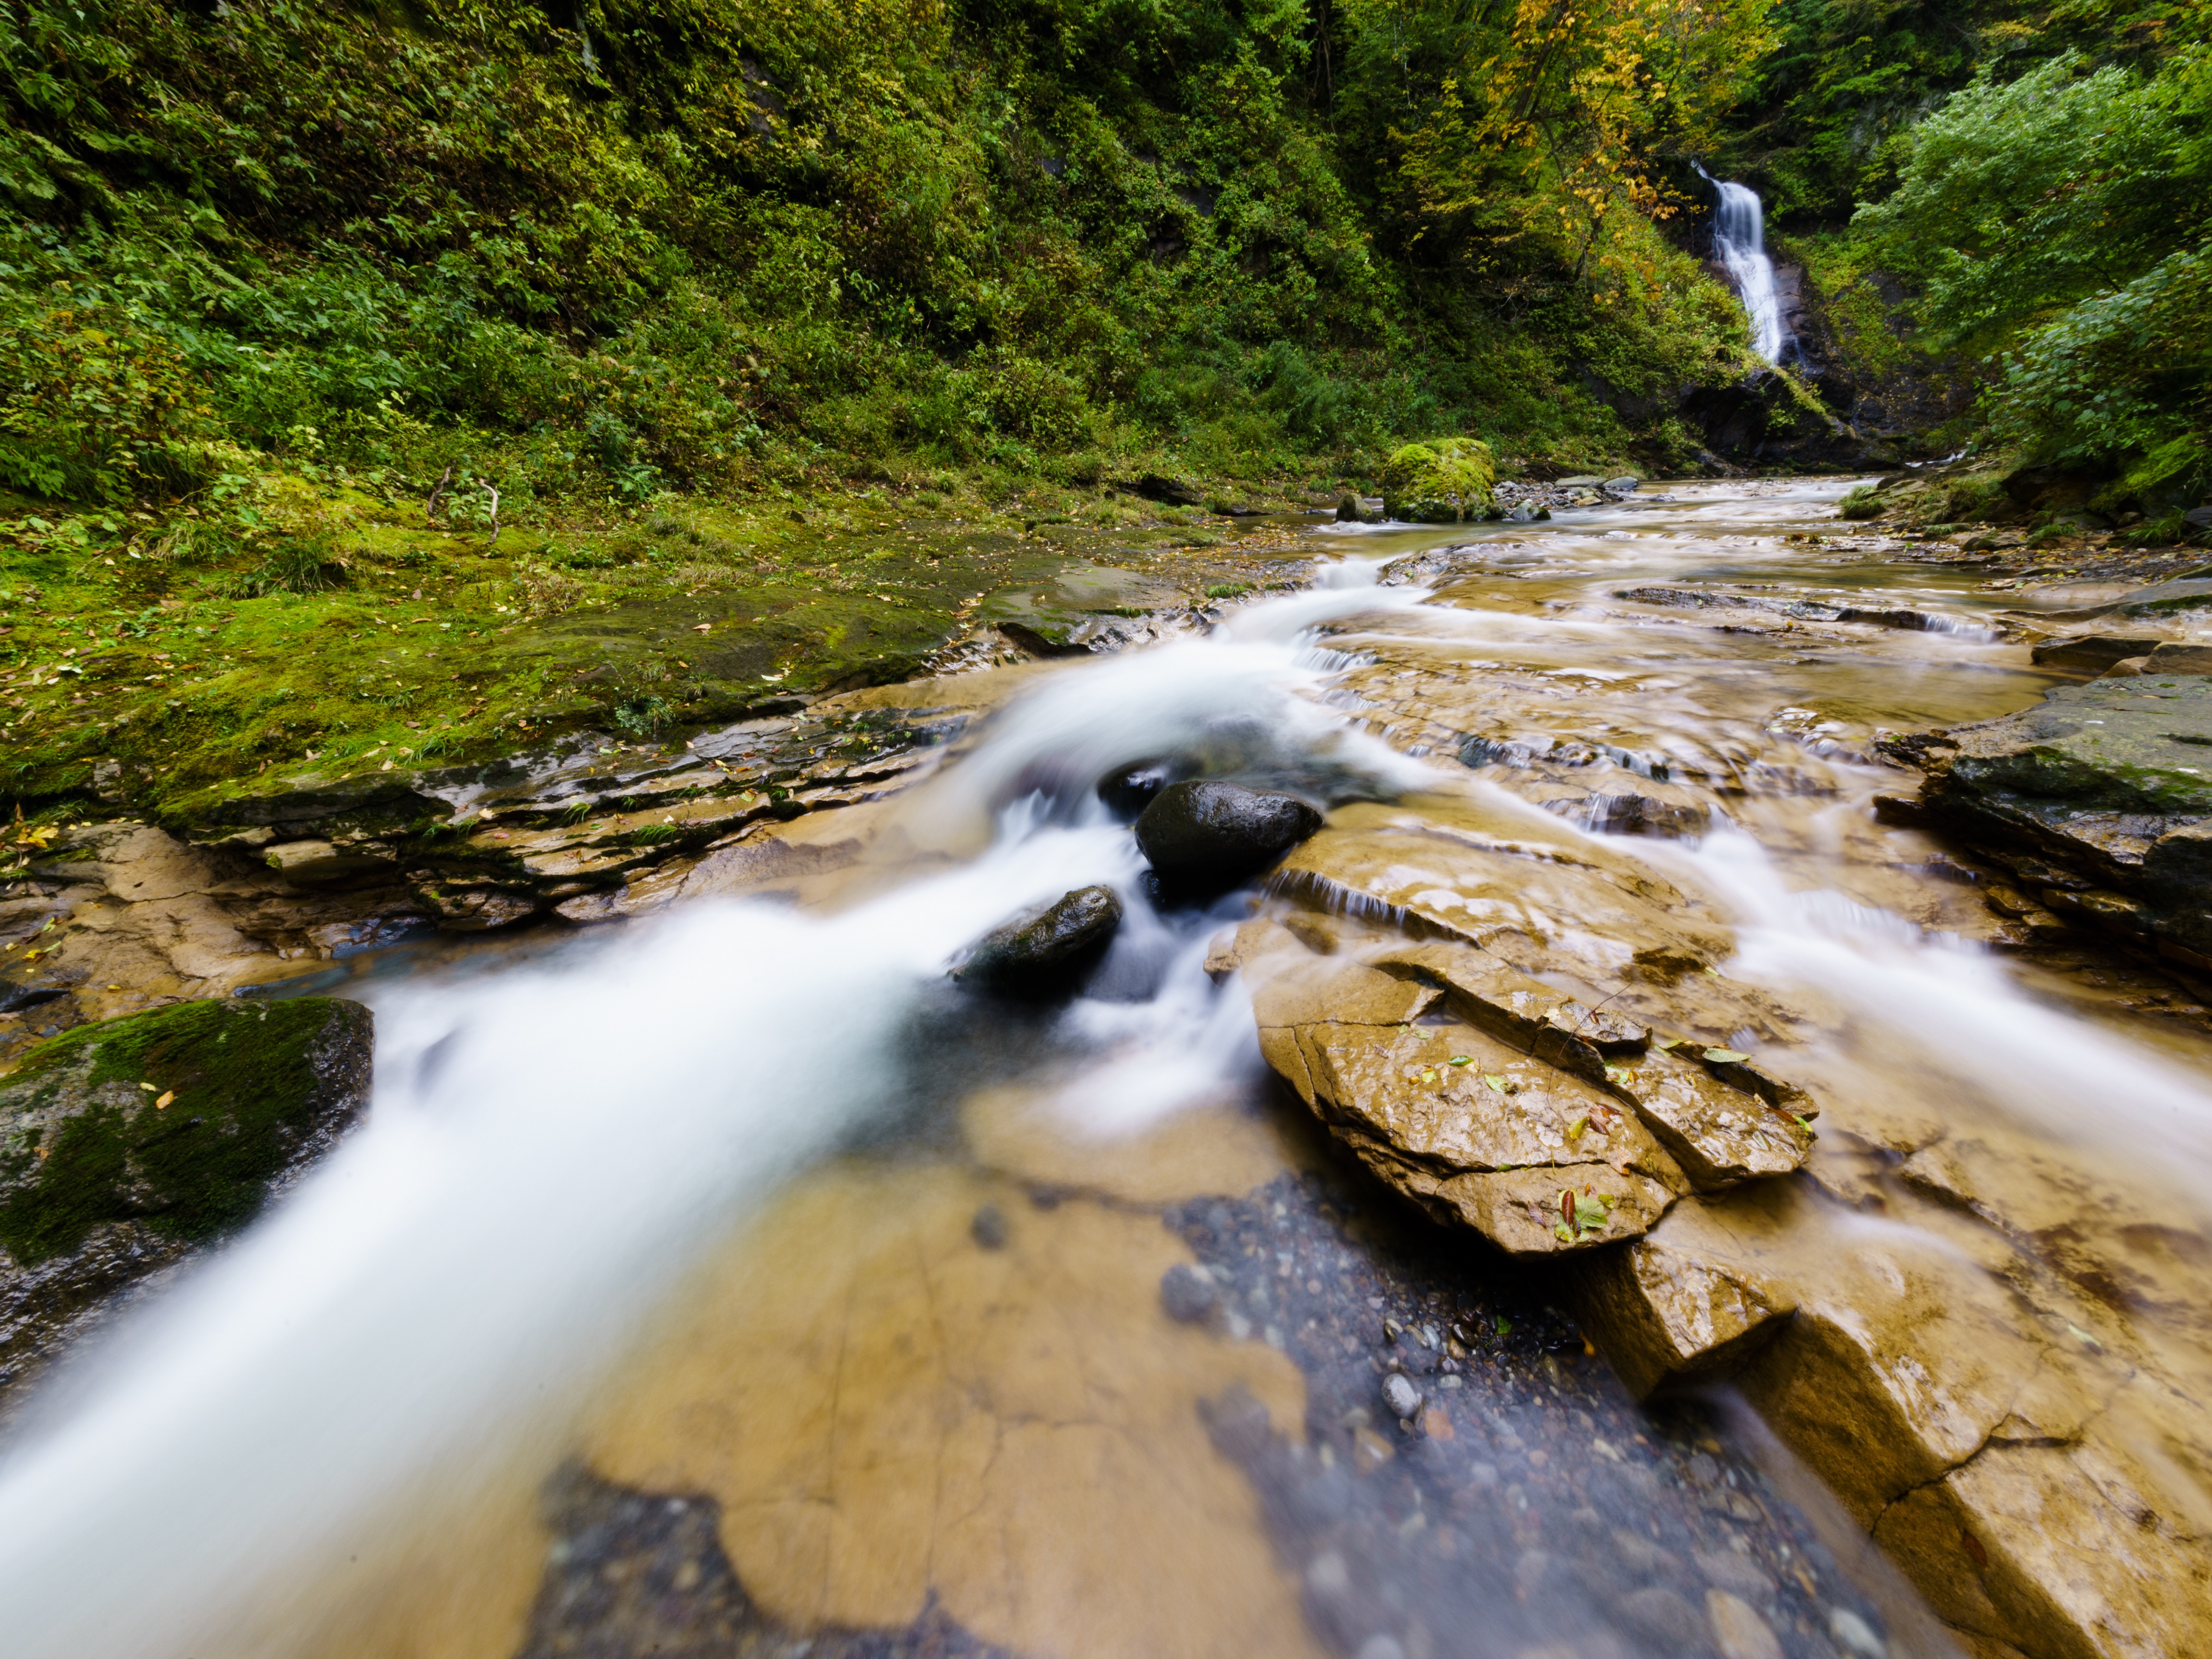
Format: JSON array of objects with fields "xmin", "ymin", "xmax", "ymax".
[
  {"xmin": 1697, "ymin": 163, "xmax": 1789, "ymax": 364},
  {"xmin": 0, "ymin": 563, "xmax": 1434, "ymax": 1659},
  {"xmin": 3, "ymin": 491, "xmax": 2210, "ymax": 1659}
]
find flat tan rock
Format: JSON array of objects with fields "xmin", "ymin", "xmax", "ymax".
[
  {"xmin": 579, "ymin": 1163, "xmax": 1323, "ymax": 1659},
  {"xmin": 1608, "ymin": 1045, "xmax": 1814, "ymax": 1189},
  {"xmin": 1570, "ymin": 1233, "xmax": 1797, "ymax": 1399},
  {"xmin": 1562, "ymin": 1174, "xmax": 2212, "ymax": 1657},
  {"xmin": 1247, "ymin": 930, "xmax": 1687, "ymax": 1254}
]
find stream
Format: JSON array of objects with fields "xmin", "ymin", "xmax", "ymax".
[{"xmin": 2, "ymin": 479, "xmax": 2208, "ymax": 1659}]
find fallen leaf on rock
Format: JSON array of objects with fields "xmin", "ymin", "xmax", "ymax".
[
  {"xmin": 154, "ymin": 1090, "xmax": 174, "ymax": 1109},
  {"xmin": 1702, "ymin": 1049, "xmax": 1748, "ymax": 1063}
]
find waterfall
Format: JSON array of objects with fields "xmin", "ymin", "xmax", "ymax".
[{"xmin": 1697, "ymin": 165, "xmax": 1788, "ymax": 364}]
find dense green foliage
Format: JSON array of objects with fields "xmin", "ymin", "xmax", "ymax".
[
  {"xmin": 1723, "ymin": 0, "xmax": 2212, "ymax": 509},
  {"xmin": 0, "ymin": 0, "xmax": 1770, "ymax": 530},
  {"xmin": 1857, "ymin": 45, "xmax": 2212, "ymax": 503}
]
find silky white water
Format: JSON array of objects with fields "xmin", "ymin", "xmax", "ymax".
[
  {"xmin": 0, "ymin": 562, "xmax": 1428, "ymax": 1659},
  {"xmin": 4, "ymin": 500, "xmax": 2211, "ymax": 1655},
  {"xmin": 1699, "ymin": 165, "xmax": 1789, "ymax": 363}
]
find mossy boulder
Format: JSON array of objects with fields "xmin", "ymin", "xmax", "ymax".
[
  {"xmin": 0, "ymin": 996, "xmax": 372, "ymax": 1395},
  {"xmin": 1382, "ymin": 438, "xmax": 1496, "ymax": 523},
  {"xmin": 1901, "ymin": 676, "xmax": 2212, "ymax": 957}
]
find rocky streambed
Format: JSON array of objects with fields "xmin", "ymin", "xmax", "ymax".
[{"xmin": 3, "ymin": 479, "xmax": 2209, "ymax": 1659}]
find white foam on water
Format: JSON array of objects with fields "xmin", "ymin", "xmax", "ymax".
[
  {"xmin": 0, "ymin": 556, "xmax": 1432, "ymax": 1659},
  {"xmin": 1663, "ymin": 827, "xmax": 2212, "ymax": 1187}
]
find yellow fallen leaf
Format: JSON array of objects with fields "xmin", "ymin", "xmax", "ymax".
[
  {"xmin": 154, "ymin": 1090, "xmax": 174, "ymax": 1109},
  {"xmin": 139, "ymin": 1082, "xmax": 156, "ymax": 1092}
]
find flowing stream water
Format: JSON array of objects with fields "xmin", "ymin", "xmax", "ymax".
[{"xmin": 2, "ymin": 480, "xmax": 2208, "ymax": 1659}]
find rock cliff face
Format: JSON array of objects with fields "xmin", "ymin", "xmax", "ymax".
[{"xmin": 0, "ymin": 995, "xmax": 372, "ymax": 1401}]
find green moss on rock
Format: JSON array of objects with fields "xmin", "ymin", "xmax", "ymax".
[{"xmin": 0, "ymin": 997, "xmax": 373, "ymax": 1266}]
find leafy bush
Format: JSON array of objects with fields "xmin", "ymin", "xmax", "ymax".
[{"xmin": 0, "ymin": 303, "xmax": 216, "ymax": 501}]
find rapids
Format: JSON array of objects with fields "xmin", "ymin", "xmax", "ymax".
[{"xmin": 2, "ymin": 479, "xmax": 2208, "ymax": 1659}]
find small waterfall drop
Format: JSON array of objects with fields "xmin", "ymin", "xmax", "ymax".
[{"xmin": 1696, "ymin": 164, "xmax": 1788, "ymax": 364}]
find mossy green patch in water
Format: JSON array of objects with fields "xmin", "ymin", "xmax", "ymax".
[{"xmin": 0, "ymin": 996, "xmax": 371, "ymax": 1265}]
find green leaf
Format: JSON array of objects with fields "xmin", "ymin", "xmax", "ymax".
[{"xmin": 1702, "ymin": 1048, "xmax": 1749, "ymax": 1063}]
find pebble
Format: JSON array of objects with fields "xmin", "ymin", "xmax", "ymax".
[
  {"xmin": 1159, "ymin": 1263, "xmax": 1218, "ymax": 1322},
  {"xmin": 1380, "ymin": 1372, "xmax": 1422, "ymax": 1420},
  {"xmin": 1829, "ymin": 1607, "xmax": 1888, "ymax": 1658},
  {"xmin": 1696, "ymin": 1546, "xmax": 1774, "ymax": 1602},
  {"xmin": 969, "ymin": 1204, "xmax": 1008, "ymax": 1249},
  {"xmin": 1706, "ymin": 1590, "xmax": 1783, "ymax": 1659},
  {"xmin": 1615, "ymin": 1586, "xmax": 1704, "ymax": 1648}
]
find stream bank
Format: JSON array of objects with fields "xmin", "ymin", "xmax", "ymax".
[{"xmin": 1, "ymin": 480, "xmax": 2209, "ymax": 1659}]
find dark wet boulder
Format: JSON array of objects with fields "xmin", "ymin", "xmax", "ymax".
[
  {"xmin": 1135, "ymin": 781, "xmax": 1324, "ymax": 889},
  {"xmin": 954, "ymin": 885, "xmax": 1123, "ymax": 993},
  {"xmin": 1097, "ymin": 758, "xmax": 1193, "ymax": 821},
  {"xmin": 1887, "ymin": 676, "xmax": 2212, "ymax": 961},
  {"xmin": 0, "ymin": 996, "xmax": 372, "ymax": 1398}
]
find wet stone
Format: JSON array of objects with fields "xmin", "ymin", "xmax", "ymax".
[
  {"xmin": 1159, "ymin": 1262, "xmax": 1219, "ymax": 1323},
  {"xmin": 0, "ymin": 996, "xmax": 373, "ymax": 1405},
  {"xmin": 1097, "ymin": 758, "xmax": 1193, "ymax": 821},
  {"xmin": 1380, "ymin": 1372, "xmax": 1422, "ymax": 1421},
  {"xmin": 954, "ymin": 885, "xmax": 1123, "ymax": 994},
  {"xmin": 969, "ymin": 1203, "xmax": 1009, "ymax": 1250},
  {"xmin": 1165, "ymin": 1171, "xmax": 1896, "ymax": 1659},
  {"xmin": 1135, "ymin": 780, "xmax": 1325, "ymax": 891},
  {"xmin": 517, "ymin": 1462, "xmax": 1017, "ymax": 1659}
]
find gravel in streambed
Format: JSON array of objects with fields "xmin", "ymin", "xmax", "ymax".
[
  {"xmin": 516, "ymin": 1463, "xmax": 1016, "ymax": 1659},
  {"xmin": 1167, "ymin": 1171, "xmax": 1898, "ymax": 1659}
]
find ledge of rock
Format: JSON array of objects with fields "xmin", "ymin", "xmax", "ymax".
[
  {"xmin": 1567, "ymin": 1175, "xmax": 2212, "ymax": 1659},
  {"xmin": 1888, "ymin": 676, "xmax": 2212, "ymax": 960},
  {"xmin": 0, "ymin": 995, "xmax": 372, "ymax": 1399},
  {"xmin": 1243, "ymin": 921, "xmax": 1690, "ymax": 1254}
]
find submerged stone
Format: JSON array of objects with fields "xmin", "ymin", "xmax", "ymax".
[
  {"xmin": 0, "ymin": 996, "xmax": 372, "ymax": 1396},
  {"xmin": 1134, "ymin": 780, "xmax": 1323, "ymax": 889},
  {"xmin": 955, "ymin": 884, "xmax": 1123, "ymax": 992},
  {"xmin": 1097, "ymin": 758, "xmax": 1192, "ymax": 821}
]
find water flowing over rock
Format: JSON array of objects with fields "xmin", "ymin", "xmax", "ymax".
[
  {"xmin": 953, "ymin": 884, "xmax": 1123, "ymax": 993},
  {"xmin": 1702, "ymin": 168, "xmax": 1791, "ymax": 364}
]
